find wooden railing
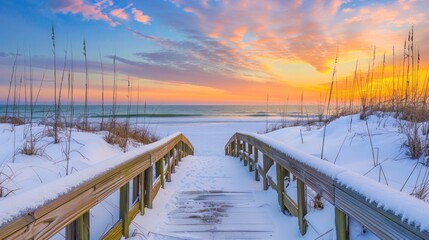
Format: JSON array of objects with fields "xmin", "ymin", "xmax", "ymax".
[
  {"xmin": 225, "ymin": 132, "xmax": 429, "ymax": 240},
  {"xmin": 0, "ymin": 133, "xmax": 194, "ymax": 240}
]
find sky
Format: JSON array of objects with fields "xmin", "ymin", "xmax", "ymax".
[{"xmin": 0, "ymin": 0, "xmax": 428, "ymax": 105}]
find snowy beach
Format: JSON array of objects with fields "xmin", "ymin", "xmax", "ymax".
[{"xmin": 1, "ymin": 110, "xmax": 429, "ymax": 239}]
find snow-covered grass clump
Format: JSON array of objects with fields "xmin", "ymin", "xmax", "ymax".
[
  {"xmin": 0, "ymin": 123, "xmax": 143, "ymax": 198},
  {"xmin": 266, "ymin": 113, "xmax": 429, "ymax": 201}
]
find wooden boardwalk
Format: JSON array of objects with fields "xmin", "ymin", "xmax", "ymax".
[
  {"xmin": 156, "ymin": 191, "xmax": 274, "ymax": 239},
  {"xmin": 2, "ymin": 132, "xmax": 429, "ymax": 240}
]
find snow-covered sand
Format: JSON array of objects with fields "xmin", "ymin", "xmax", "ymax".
[{"xmin": 1, "ymin": 114, "xmax": 428, "ymax": 239}]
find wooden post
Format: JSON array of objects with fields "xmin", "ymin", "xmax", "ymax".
[
  {"xmin": 248, "ymin": 143, "xmax": 253, "ymax": 172},
  {"xmin": 156, "ymin": 157, "xmax": 165, "ymax": 188},
  {"xmin": 238, "ymin": 140, "xmax": 242, "ymax": 161},
  {"xmin": 276, "ymin": 163, "xmax": 286, "ymax": 213},
  {"xmin": 144, "ymin": 165, "xmax": 153, "ymax": 209},
  {"xmin": 335, "ymin": 208, "xmax": 348, "ymax": 240},
  {"xmin": 171, "ymin": 149, "xmax": 176, "ymax": 173},
  {"xmin": 177, "ymin": 143, "xmax": 182, "ymax": 162},
  {"xmin": 174, "ymin": 145, "xmax": 179, "ymax": 166},
  {"xmin": 120, "ymin": 182, "xmax": 130, "ymax": 238},
  {"xmin": 166, "ymin": 152, "xmax": 172, "ymax": 182},
  {"xmin": 65, "ymin": 221, "xmax": 77, "ymax": 240},
  {"xmin": 178, "ymin": 141, "xmax": 182, "ymax": 159},
  {"xmin": 297, "ymin": 179, "xmax": 307, "ymax": 235},
  {"xmin": 235, "ymin": 140, "xmax": 239, "ymax": 157},
  {"xmin": 132, "ymin": 176, "xmax": 139, "ymax": 204},
  {"xmin": 80, "ymin": 212, "xmax": 90, "ymax": 240},
  {"xmin": 254, "ymin": 146, "xmax": 259, "ymax": 181},
  {"xmin": 66, "ymin": 211, "xmax": 89, "ymax": 240},
  {"xmin": 182, "ymin": 142, "xmax": 186, "ymax": 158},
  {"xmin": 139, "ymin": 172, "xmax": 145, "ymax": 215},
  {"xmin": 262, "ymin": 155, "xmax": 273, "ymax": 190},
  {"xmin": 243, "ymin": 142, "xmax": 247, "ymax": 166},
  {"xmin": 183, "ymin": 144, "xmax": 186, "ymax": 157}
]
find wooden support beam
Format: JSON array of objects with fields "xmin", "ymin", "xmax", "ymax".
[
  {"xmin": 335, "ymin": 208, "xmax": 349, "ymax": 240},
  {"xmin": 132, "ymin": 176, "xmax": 139, "ymax": 204},
  {"xmin": 254, "ymin": 147, "xmax": 259, "ymax": 181},
  {"xmin": 174, "ymin": 145, "xmax": 179, "ymax": 166},
  {"xmin": 248, "ymin": 143, "xmax": 253, "ymax": 172},
  {"xmin": 297, "ymin": 179, "xmax": 307, "ymax": 235},
  {"xmin": 139, "ymin": 172, "xmax": 145, "ymax": 215},
  {"xmin": 65, "ymin": 220, "xmax": 77, "ymax": 240},
  {"xmin": 120, "ymin": 183, "xmax": 130, "ymax": 238},
  {"xmin": 236, "ymin": 140, "xmax": 240, "ymax": 157},
  {"xmin": 144, "ymin": 165, "xmax": 153, "ymax": 209},
  {"xmin": 238, "ymin": 140, "xmax": 242, "ymax": 161},
  {"xmin": 262, "ymin": 155, "xmax": 274, "ymax": 190},
  {"xmin": 276, "ymin": 163, "xmax": 286, "ymax": 213},
  {"xmin": 177, "ymin": 143, "xmax": 182, "ymax": 162},
  {"xmin": 80, "ymin": 212, "xmax": 90, "ymax": 240},
  {"xmin": 158, "ymin": 158, "xmax": 165, "ymax": 188},
  {"xmin": 171, "ymin": 149, "xmax": 176, "ymax": 173},
  {"xmin": 182, "ymin": 141, "xmax": 186, "ymax": 158},
  {"xmin": 282, "ymin": 192, "xmax": 299, "ymax": 217},
  {"xmin": 166, "ymin": 153, "xmax": 172, "ymax": 182},
  {"xmin": 243, "ymin": 142, "xmax": 247, "ymax": 166},
  {"xmin": 178, "ymin": 141, "xmax": 182, "ymax": 159},
  {"xmin": 66, "ymin": 211, "xmax": 90, "ymax": 240}
]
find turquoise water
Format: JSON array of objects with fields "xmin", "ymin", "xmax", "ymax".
[{"xmin": 0, "ymin": 104, "xmax": 322, "ymax": 121}]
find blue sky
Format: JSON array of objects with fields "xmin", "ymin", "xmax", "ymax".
[{"xmin": 0, "ymin": 0, "xmax": 427, "ymax": 104}]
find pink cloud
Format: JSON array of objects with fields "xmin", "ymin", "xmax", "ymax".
[
  {"xmin": 50, "ymin": 0, "xmax": 119, "ymax": 26},
  {"xmin": 110, "ymin": 3, "xmax": 133, "ymax": 20},
  {"xmin": 399, "ymin": 0, "xmax": 417, "ymax": 10},
  {"xmin": 230, "ymin": 26, "xmax": 247, "ymax": 43},
  {"xmin": 199, "ymin": 0, "xmax": 210, "ymax": 8},
  {"xmin": 172, "ymin": 0, "xmax": 429, "ymax": 73},
  {"xmin": 342, "ymin": 8, "xmax": 354, "ymax": 13},
  {"xmin": 131, "ymin": 8, "xmax": 151, "ymax": 24}
]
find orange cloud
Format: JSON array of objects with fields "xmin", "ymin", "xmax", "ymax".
[
  {"xmin": 110, "ymin": 3, "xmax": 133, "ymax": 20},
  {"xmin": 180, "ymin": 0, "xmax": 429, "ymax": 76},
  {"xmin": 230, "ymin": 26, "xmax": 247, "ymax": 43},
  {"xmin": 131, "ymin": 7, "xmax": 151, "ymax": 24}
]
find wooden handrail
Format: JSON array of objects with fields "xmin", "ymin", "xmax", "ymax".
[
  {"xmin": 0, "ymin": 133, "xmax": 194, "ymax": 240},
  {"xmin": 225, "ymin": 132, "xmax": 429, "ymax": 240}
]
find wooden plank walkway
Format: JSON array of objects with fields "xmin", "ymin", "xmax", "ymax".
[{"xmin": 156, "ymin": 190, "xmax": 274, "ymax": 239}]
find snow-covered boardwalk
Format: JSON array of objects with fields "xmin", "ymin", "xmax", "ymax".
[
  {"xmin": 2, "ymin": 118, "xmax": 429, "ymax": 240},
  {"xmin": 130, "ymin": 155, "xmax": 286, "ymax": 239}
]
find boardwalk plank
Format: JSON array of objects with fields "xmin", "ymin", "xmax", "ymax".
[{"xmin": 158, "ymin": 190, "xmax": 274, "ymax": 239}]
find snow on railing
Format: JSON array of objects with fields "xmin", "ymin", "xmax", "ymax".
[
  {"xmin": 225, "ymin": 132, "xmax": 429, "ymax": 239},
  {"xmin": 0, "ymin": 133, "xmax": 194, "ymax": 240}
]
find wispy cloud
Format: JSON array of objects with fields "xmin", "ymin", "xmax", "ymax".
[
  {"xmin": 0, "ymin": 52, "xmax": 21, "ymax": 58},
  {"xmin": 126, "ymin": 26, "xmax": 271, "ymax": 83},
  {"xmin": 50, "ymin": 0, "xmax": 119, "ymax": 26},
  {"xmin": 164, "ymin": 0, "xmax": 428, "ymax": 73}
]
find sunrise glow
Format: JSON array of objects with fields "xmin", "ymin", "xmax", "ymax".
[{"xmin": 0, "ymin": 0, "xmax": 428, "ymax": 104}]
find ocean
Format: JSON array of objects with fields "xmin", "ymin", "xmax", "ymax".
[{"xmin": 0, "ymin": 104, "xmax": 323, "ymax": 122}]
